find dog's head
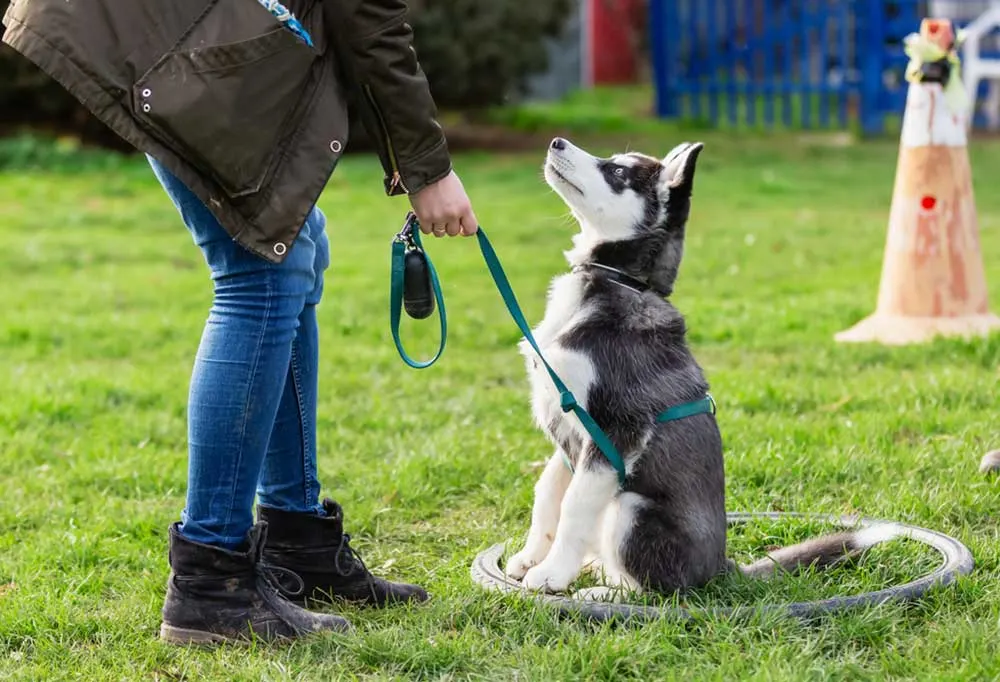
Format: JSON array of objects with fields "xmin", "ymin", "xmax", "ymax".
[{"xmin": 543, "ymin": 137, "xmax": 703, "ymax": 295}]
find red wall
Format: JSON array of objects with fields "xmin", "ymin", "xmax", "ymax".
[{"xmin": 587, "ymin": 0, "xmax": 641, "ymax": 84}]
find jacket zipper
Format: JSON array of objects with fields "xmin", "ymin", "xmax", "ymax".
[{"xmin": 363, "ymin": 84, "xmax": 408, "ymax": 194}]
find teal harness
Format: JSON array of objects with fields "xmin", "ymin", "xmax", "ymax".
[{"xmin": 389, "ymin": 213, "xmax": 716, "ymax": 486}]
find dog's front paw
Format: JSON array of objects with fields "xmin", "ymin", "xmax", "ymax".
[
  {"xmin": 522, "ymin": 560, "xmax": 577, "ymax": 594},
  {"xmin": 505, "ymin": 548, "xmax": 545, "ymax": 580}
]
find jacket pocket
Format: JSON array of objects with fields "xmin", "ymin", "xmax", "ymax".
[{"xmin": 133, "ymin": 25, "xmax": 318, "ymax": 198}]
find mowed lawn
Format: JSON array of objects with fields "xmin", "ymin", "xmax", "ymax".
[{"xmin": 2, "ymin": 130, "xmax": 1000, "ymax": 681}]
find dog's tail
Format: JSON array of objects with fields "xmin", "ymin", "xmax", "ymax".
[{"xmin": 738, "ymin": 523, "xmax": 900, "ymax": 580}]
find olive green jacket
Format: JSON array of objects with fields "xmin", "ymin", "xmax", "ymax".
[{"xmin": 2, "ymin": 0, "xmax": 452, "ymax": 262}]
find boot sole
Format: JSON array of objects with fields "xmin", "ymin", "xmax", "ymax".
[
  {"xmin": 159, "ymin": 621, "xmax": 351, "ymax": 647},
  {"xmin": 159, "ymin": 623, "xmax": 251, "ymax": 647}
]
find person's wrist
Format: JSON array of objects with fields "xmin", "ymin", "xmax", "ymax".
[{"xmin": 410, "ymin": 169, "xmax": 454, "ymax": 198}]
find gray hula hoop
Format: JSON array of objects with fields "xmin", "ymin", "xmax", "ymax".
[{"xmin": 470, "ymin": 512, "xmax": 974, "ymax": 623}]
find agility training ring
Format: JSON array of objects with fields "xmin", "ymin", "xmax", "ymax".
[{"xmin": 471, "ymin": 512, "xmax": 974, "ymax": 623}]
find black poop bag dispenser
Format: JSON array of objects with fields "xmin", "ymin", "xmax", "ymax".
[{"xmin": 398, "ymin": 216, "xmax": 435, "ymax": 320}]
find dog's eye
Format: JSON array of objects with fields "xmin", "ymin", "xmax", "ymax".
[{"xmin": 614, "ymin": 167, "xmax": 625, "ymax": 177}]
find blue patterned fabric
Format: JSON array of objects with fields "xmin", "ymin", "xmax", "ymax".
[{"xmin": 257, "ymin": 0, "xmax": 313, "ymax": 47}]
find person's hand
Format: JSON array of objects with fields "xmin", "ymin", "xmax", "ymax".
[{"xmin": 408, "ymin": 170, "xmax": 478, "ymax": 238}]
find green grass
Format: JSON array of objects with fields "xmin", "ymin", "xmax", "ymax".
[
  {"xmin": 3, "ymin": 127, "xmax": 1000, "ymax": 680},
  {"xmin": 478, "ymin": 85, "xmax": 897, "ymax": 138}
]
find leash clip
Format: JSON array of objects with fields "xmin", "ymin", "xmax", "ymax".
[{"xmin": 394, "ymin": 211, "xmax": 420, "ymax": 249}]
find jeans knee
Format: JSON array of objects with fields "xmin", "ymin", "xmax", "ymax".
[
  {"xmin": 207, "ymin": 272, "xmax": 300, "ymax": 340},
  {"xmin": 201, "ymin": 240, "xmax": 313, "ymax": 336},
  {"xmin": 201, "ymin": 232, "xmax": 320, "ymax": 341}
]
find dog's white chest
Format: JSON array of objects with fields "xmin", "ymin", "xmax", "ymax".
[{"xmin": 520, "ymin": 274, "xmax": 596, "ymax": 448}]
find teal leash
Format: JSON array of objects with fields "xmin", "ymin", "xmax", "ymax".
[
  {"xmin": 475, "ymin": 224, "xmax": 632, "ymax": 485},
  {"xmin": 389, "ymin": 213, "xmax": 716, "ymax": 486}
]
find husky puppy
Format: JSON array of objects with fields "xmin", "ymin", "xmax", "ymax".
[{"xmin": 504, "ymin": 138, "xmax": 894, "ymax": 598}]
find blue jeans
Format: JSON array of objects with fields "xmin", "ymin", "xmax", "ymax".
[{"xmin": 148, "ymin": 157, "xmax": 329, "ymax": 549}]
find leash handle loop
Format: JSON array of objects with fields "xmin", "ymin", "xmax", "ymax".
[{"xmin": 389, "ymin": 216, "xmax": 446, "ymax": 369}]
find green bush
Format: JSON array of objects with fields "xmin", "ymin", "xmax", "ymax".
[
  {"xmin": 408, "ymin": 0, "xmax": 573, "ymax": 109},
  {"xmin": 0, "ymin": 0, "xmax": 572, "ymax": 146}
]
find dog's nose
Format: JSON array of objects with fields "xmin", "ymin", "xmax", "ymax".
[{"xmin": 550, "ymin": 137, "xmax": 567, "ymax": 151}]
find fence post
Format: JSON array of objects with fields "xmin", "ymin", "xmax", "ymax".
[
  {"xmin": 650, "ymin": 0, "xmax": 678, "ymax": 118},
  {"xmin": 860, "ymin": 0, "xmax": 886, "ymax": 135}
]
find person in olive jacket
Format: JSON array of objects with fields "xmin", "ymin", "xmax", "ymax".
[{"xmin": 3, "ymin": 0, "xmax": 479, "ymax": 645}]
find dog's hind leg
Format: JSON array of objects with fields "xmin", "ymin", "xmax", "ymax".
[
  {"xmin": 505, "ymin": 450, "xmax": 573, "ymax": 580},
  {"xmin": 581, "ymin": 504, "xmax": 614, "ymax": 577},
  {"xmin": 575, "ymin": 494, "xmax": 643, "ymax": 602},
  {"xmin": 598, "ymin": 493, "xmax": 643, "ymax": 590},
  {"xmin": 522, "ymin": 449, "xmax": 618, "ymax": 593}
]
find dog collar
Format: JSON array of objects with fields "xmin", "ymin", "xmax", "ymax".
[{"xmin": 575, "ymin": 263, "xmax": 652, "ymax": 295}]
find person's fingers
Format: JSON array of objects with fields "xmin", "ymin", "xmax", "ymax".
[
  {"xmin": 406, "ymin": 171, "xmax": 478, "ymax": 238},
  {"xmin": 460, "ymin": 207, "xmax": 479, "ymax": 236}
]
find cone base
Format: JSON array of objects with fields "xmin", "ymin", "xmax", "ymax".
[{"xmin": 834, "ymin": 312, "xmax": 1000, "ymax": 345}]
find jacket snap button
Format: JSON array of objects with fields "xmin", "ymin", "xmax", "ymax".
[
  {"xmin": 142, "ymin": 103, "xmax": 151, "ymax": 113},
  {"xmin": 141, "ymin": 88, "xmax": 151, "ymax": 98},
  {"xmin": 330, "ymin": 140, "xmax": 342, "ymax": 153},
  {"xmin": 273, "ymin": 242, "xmax": 287, "ymax": 256}
]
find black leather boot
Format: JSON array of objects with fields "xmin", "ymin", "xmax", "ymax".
[
  {"xmin": 159, "ymin": 522, "xmax": 352, "ymax": 646},
  {"xmin": 258, "ymin": 499, "xmax": 430, "ymax": 608}
]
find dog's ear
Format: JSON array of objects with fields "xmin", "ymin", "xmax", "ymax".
[{"xmin": 661, "ymin": 142, "xmax": 704, "ymax": 191}]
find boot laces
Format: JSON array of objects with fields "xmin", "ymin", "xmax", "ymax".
[
  {"xmin": 259, "ymin": 562, "xmax": 306, "ymax": 598},
  {"xmin": 333, "ymin": 533, "xmax": 367, "ymax": 577},
  {"xmin": 250, "ymin": 524, "xmax": 306, "ymax": 599},
  {"xmin": 255, "ymin": 563, "xmax": 318, "ymax": 635},
  {"xmin": 334, "ymin": 533, "xmax": 379, "ymax": 602}
]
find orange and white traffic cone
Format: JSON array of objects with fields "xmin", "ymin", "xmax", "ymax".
[{"xmin": 835, "ymin": 18, "xmax": 1000, "ymax": 345}]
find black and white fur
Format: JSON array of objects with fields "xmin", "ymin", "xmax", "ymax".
[{"xmin": 504, "ymin": 138, "xmax": 897, "ymax": 598}]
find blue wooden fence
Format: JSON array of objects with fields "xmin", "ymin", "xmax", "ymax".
[{"xmin": 650, "ymin": 0, "xmax": 1000, "ymax": 134}]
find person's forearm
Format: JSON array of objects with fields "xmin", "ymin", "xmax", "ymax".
[{"xmin": 325, "ymin": 0, "xmax": 452, "ymax": 196}]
